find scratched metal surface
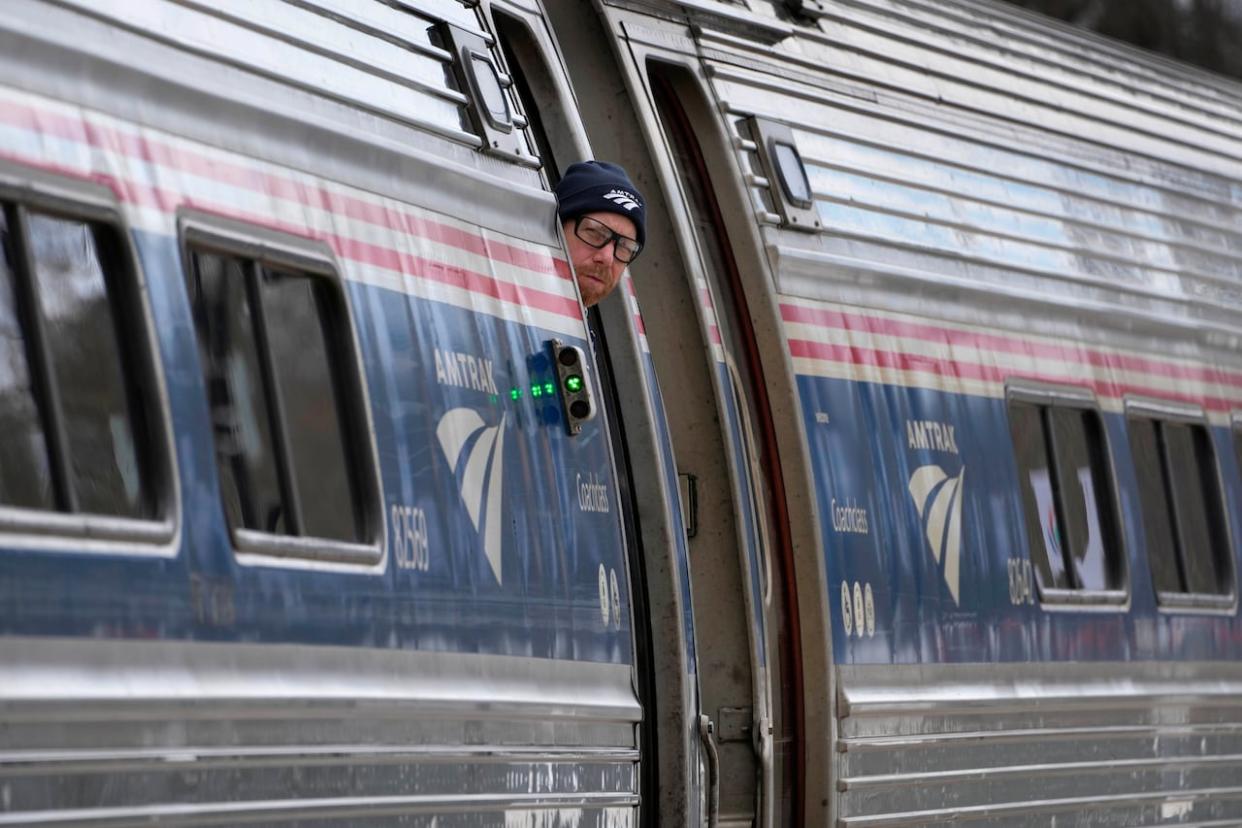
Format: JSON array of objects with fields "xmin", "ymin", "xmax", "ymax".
[{"xmin": 835, "ymin": 660, "xmax": 1242, "ymax": 826}]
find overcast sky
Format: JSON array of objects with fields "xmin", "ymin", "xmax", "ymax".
[{"xmin": 996, "ymin": 0, "xmax": 1242, "ymax": 80}]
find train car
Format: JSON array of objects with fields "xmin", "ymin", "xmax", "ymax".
[
  {"xmin": 3, "ymin": 0, "xmax": 1242, "ymax": 826},
  {"xmin": 0, "ymin": 0, "xmax": 703, "ymax": 824},
  {"xmin": 537, "ymin": 0, "xmax": 1242, "ymax": 824}
]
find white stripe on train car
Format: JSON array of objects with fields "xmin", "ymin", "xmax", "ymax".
[
  {"xmin": 621, "ymin": 275, "xmax": 650, "ymax": 354},
  {"xmin": 0, "ymin": 88, "xmax": 584, "ymax": 336},
  {"xmin": 783, "ymin": 318, "xmax": 1242, "ymax": 407},
  {"xmin": 782, "ymin": 296, "xmax": 1242, "ymax": 418}
]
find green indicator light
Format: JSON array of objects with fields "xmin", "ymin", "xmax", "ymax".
[
  {"xmin": 565, "ymin": 375, "xmax": 583, "ymax": 393},
  {"xmin": 510, "ymin": 387, "xmax": 522, "ymax": 400},
  {"xmin": 544, "ymin": 382, "xmax": 555, "ymax": 396},
  {"xmin": 531, "ymin": 384, "xmax": 543, "ymax": 398}
]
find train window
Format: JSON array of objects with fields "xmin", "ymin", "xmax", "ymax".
[
  {"xmin": 258, "ymin": 268, "xmax": 359, "ymax": 542},
  {"xmin": 0, "ymin": 201, "xmax": 158, "ymax": 523},
  {"xmin": 1007, "ymin": 386, "xmax": 1125, "ymax": 601},
  {"xmin": 1047, "ymin": 407, "xmax": 1117, "ymax": 591},
  {"xmin": 743, "ymin": 116, "xmax": 821, "ymax": 232},
  {"xmin": 1127, "ymin": 405, "xmax": 1233, "ymax": 605},
  {"xmin": 186, "ymin": 243, "xmax": 374, "ymax": 554},
  {"xmin": 1164, "ymin": 423, "xmax": 1222, "ymax": 594},
  {"xmin": 189, "ymin": 252, "xmax": 285, "ymax": 534},
  {"xmin": 1235, "ymin": 419, "xmax": 1242, "ymax": 508},
  {"xmin": 772, "ymin": 141, "xmax": 813, "ymax": 208},
  {"xmin": 26, "ymin": 214, "xmax": 149, "ymax": 518},
  {"xmin": 1129, "ymin": 419, "xmax": 1180, "ymax": 594},
  {"xmin": 0, "ymin": 209, "xmax": 55, "ymax": 510},
  {"xmin": 466, "ymin": 50, "xmax": 512, "ymax": 131},
  {"xmin": 1010, "ymin": 401, "xmax": 1070, "ymax": 589}
]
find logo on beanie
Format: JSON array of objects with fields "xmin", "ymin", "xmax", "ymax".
[{"xmin": 603, "ymin": 189, "xmax": 641, "ymax": 211}]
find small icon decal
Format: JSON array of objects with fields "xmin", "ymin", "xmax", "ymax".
[
  {"xmin": 841, "ymin": 581, "xmax": 853, "ymax": 636},
  {"xmin": 864, "ymin": 583, "xmax": 875, "ymax": 637},
  {"xmin": 609, "ymin": 568, "xmax": 621, "ymax": 631},
  {"xmin": 853, "ymin": 582, "xmax": 865, "ymax": 634},
  {"xmin": 599, "ymin": 564, "xmax": 610, "ymax": 626}
]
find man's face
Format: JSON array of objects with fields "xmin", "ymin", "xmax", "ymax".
[{"xmin": 562, "ymin": 211, "xmax": 638, "ymax": 308}]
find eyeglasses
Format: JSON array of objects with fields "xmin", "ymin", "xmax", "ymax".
[{"xmin": 573, "ymin": 215, "xmax": 642, "ymax": 264}]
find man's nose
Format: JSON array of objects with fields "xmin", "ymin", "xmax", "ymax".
[{"xmin": 591, "ymin": 239, "xmax": 616, "ymax": 262}]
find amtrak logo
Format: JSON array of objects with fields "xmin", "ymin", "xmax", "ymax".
[
  {"xmin": 907, "ymin": 465, "xmax": 965, "ymax": 605},
  {"xmin": 603, "ymin": 189, "xmax": 641, "ymax": 211},
  {"xmin": 436, "ymin": 408, "xmax": 507, "ymax": 584}
]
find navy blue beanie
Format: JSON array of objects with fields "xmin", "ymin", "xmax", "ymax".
[{"xmin": 555, "ymin": 160, "xmax": 646, "ymax": 247}]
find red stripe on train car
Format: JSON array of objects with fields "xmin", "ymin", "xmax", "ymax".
[
  {"xmin": 622, "ymin": 277, "xmax": 647, "ymax": 335},
  {"xmin": 781, "ymin": 302, "xmax": 1242, "ymax": 390},
  {"xmin": 0, "ymin": 149, "xmax": 582, "ymax": 321},
  {"xmin": 0, "ymin": 99, "xmax": 572, "ymax": 282},
  {"xmin": 786, "ymin": 336, "xmax": 1238, "ymax": 411}
]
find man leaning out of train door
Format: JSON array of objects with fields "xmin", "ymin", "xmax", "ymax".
[{"xmin": 555, "ymin": 161, "xmax": 645, "ymax": 307}]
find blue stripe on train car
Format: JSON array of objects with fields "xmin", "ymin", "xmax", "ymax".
[
  {"xmin": 0, "ymin": 229, "xmax": 634, "ymax": 666},
  {"xmin": 799, "ymin": 373, "xmax": 1242, "ymax": 666}
]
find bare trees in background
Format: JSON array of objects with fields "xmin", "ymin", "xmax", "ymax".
[{"xmin": 998, "ymin": 0, "xmax": 1242, "ymax": 80}]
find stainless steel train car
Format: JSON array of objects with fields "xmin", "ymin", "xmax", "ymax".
[{"xmin": 2, "ymin": 0, "xmax": 1241, "ymax": 825}]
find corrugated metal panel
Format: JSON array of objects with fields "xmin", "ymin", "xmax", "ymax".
[
  {"xmin": 696, "ymin": 0, "xmax": 1242, "ymax": 349},
  {"xmin": 0, "ymin": 639, "xmax": 641, "ymax": 825},
  {"xmin": 836, "ymin": 663, "xmax": 1242, "ymax": 826},
  {"xmin": 47, "ymin": 0, "xmax": 475, "ymax": 141},
  {"xmin": 816, "ymin": 0, "xmax": 1242, "ymax": 145},
  {"xmin": 665, "ymin": 3, "xmax": 1242, "ymax": 822},
  {"xmin": 0, "ymin": 0, "xmax": 552, "ymax": 237},
  {"xmin": 887, "ymin": 0, "xmax": 1242, "ymax": 119}
]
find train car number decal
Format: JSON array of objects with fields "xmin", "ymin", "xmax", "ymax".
[
  {"xmin": 391, "ymin": 504, "xmax": 432, "ymax": 572},
  {"xmin": 1008, "ymin": 558, "xmax": 1036, "ymax": 606}
]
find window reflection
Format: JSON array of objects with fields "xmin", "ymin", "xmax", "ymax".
[
  {"xmin": 1010, "ymin": 401, "xmax": 1070, "ymax": 590},
  {"xmin": 1129, "ymin": 414, "xmax": 1232, "ymax": 599},
  {"xmin": 187, "ymin": 247, "xmax": 367, "ymax": 546},
  {"xmin": 260, "ymin": 269, "xmax": 358, "ymax": 542},
  {"xmin": 1008, "ymin": 395, "xmax": 1123, "ymax": 596},
  {"xmin": 189, "ymin": 252, "xmax": 284, "ymax": 533},
  {"xmin": 0, "ymin": 210, "xmax": 54, "ymax": 510},
  {"xmin": 27, "ymin": 213, "xmax": 146, "ymax": 518}
]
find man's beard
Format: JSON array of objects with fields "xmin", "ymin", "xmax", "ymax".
[{"xmin": 578, "ymin": 267, "xmax": 612, "ymax": 304}]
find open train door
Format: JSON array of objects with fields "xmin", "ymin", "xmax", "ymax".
[
  {"xmin": 543, "ymin": 1, "xmax": 834, "ymax": 825},
  {"xmin": 482, "ymin": 3, "xmax": 713, "ymax": 825}
]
